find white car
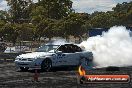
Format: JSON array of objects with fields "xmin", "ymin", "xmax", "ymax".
[{"xmin": 15, "ymin": 43, "xmax": 93, "ymax": 71}]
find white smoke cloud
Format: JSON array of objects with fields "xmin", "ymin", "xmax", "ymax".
[
  {"xmin": 45, "ymin": 38, "xmax": 68, "ymax": 45},
  {"xmin": 52, "ymin": 39, "xmax": 68, "ymax": 45},
  {"xmin": 80, "ymin": 26, "xmax": 132, "ymax": 67}
]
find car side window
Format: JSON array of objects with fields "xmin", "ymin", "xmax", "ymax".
[
  {"xmin": 57, "ymin": 45, "xmax": 73, "ymax": 53},
  {"xmin": 57, "ymin": 44, "xmax": 82, "ymax": 53},
  {"xmin": 57, "ymin": 45, "xmax": 65, "ymax": 53},
  {"xmin": 62, "ymin": 45, "xmax": 71, "ymax": 53},
  {"xmin": 57, "ymin": 45, "xmax": 70, "ymax": 53},
  {"xmin": 71, "ymin": 45, "xmax": 82, "ymax": 52}
]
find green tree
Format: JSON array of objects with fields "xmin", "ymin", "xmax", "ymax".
[
  {"xmin": 30, "ymin": 6, "xmax": 47, "ymax": 24},
  {"xmin": 34, "ymin": 19, "xmax": 54, "ymax": 40},
  {"xmin": 2, "ymin": 23, "xmax": 36, "ymax": 44},
  {"xmin": 113, "ymin": 2, "xmax": 132, "ymax": 13},
  {"xmin": 37, "ymin": 0, "xmax": 73, "ymax": 19},
  {"xmin": 0, "ymin": 20, "xmax": 6, "ymax": 41},
  {"xmin": 18, "ymin": 23, "xmax": 36, "ymax": 41},
  {"xmin": 112, "ymin": 1, "xmax": 132, "ymax": 26},
  {"xmin": 0, "ymin": 10, "xmax": 9, "ymax": 22},
  {"xmin": 6, "ymin": 0, "xmax": 33, "ymax": 23},
  {"xmin": 54, "ymin": 13, "xmax": 86, "ymax": 41},
  {"xmin": 30, "ymin": 0, "xmax": 73, "ymax": 40},
  {"xmin": 2, "ymin": 23, "xmax": 19, "ymax": 45},
  {"xmin": 89, "ymin": 12, "xmax": 119, "ymax": 28}
]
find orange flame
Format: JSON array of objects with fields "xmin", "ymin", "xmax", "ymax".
[{"xmin": 78, "ymin": 66, "xmax": 86, "ymax": 76}]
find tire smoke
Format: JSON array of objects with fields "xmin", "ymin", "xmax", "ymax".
[{"xmin": 80, "ymin": 26, "xmax": 132, "ymax": 67}]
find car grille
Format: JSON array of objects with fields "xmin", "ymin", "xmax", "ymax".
[
  {"xmin": 18, "ymin": 58, "xmax": 27, "ymax": 61},
  {"xmin": 28, "ymin": 58, "xmax": 34, "ymax": 61},
  {"xmin": 18, "ymin": 58, "xmax": 34, "ymax": 61}
]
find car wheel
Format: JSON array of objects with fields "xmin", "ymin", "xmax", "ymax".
[
  {"xmin": 41, "ymin": 59, "xmax": 52, "ymax": 72},
  {"xmin": 20, "ymin": 67, "xmax": 29, "ymax": 71}
]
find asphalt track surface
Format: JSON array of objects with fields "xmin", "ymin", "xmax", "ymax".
[{"xmin": 0, "ymin": 62, "xmax": 132, "ymax": 88}]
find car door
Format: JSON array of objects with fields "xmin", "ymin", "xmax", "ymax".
[
  {"xmin": 55, "ymin": 45, "xmax": 69, "ymax": 66},
  {"xmin": 66, "ymin": 45, "xmax": 82, "ymax": 66},
  {"xmin": 56, "ymin": 51, "xmax": 67, "ymax": 66},
  {"xmin": 65, "ymin": 52, "xmax": 79, "ymax": 66},
  {"xmin": 57, "ymin": 44, "xmax": 81, "ymax": 66},
  {"xmin": 57, "ymin": 52, "xmax": 79, "ymax": 66},
  {"xmin": 55, "ymin": 44, "xmax": 82, "ymax": 66}
]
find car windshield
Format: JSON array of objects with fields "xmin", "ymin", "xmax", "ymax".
[{"xmin": 36, "ymin": 45, "xmax": 59, "ymax": 52}]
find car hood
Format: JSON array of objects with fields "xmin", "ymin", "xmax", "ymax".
[{"xmin": 17, "ymin": 52, "xmax": 54, "ymax": 58}]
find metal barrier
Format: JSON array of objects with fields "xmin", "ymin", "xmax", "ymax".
[
  {"xmin": 0, "ymin": 52, "xmax": 25, "ymax": 62},
  {"xmin": 0, "ymin": 58, "xmax": 15, "ymax": 62}
]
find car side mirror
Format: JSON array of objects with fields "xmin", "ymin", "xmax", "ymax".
[
  {"xmin": 56, "ymin": 51, "xmax": 63, "ymax": 54},
  {"xmin": 48, "ymin": 50, "xmax": 55, "ymax": 53}
]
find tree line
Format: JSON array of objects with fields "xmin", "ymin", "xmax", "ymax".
[{"xmin": 0, "ymin": 0, "xmax": 132, "ymax": 45}]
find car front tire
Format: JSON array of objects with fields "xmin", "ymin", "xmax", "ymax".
[{"xmin": 41, "ymin": 59, "xmax": 52, "ymax": 72}]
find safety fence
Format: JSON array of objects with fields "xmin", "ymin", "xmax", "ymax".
[{"xmin": 0, "ymin": 52, "xmax": 28, "ymax": 62}]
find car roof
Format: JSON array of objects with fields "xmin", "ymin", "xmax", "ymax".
[{"xmin": 45, "ymin": 42, "xmax": 75, "ymax": 45}]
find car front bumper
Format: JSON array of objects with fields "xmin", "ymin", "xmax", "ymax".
[{"xmin": 14, "ymin": 61, "xmax": 41, "ymax": 69}]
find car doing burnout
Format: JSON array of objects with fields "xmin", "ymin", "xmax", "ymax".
[{"xmin": 15, "ymin": 43, "xmax": 93, "ymax": 71}]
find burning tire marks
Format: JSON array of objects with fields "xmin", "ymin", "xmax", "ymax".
[{"xmin": 0, "ymin": 62, "xmax": 132, "ymax": 88}]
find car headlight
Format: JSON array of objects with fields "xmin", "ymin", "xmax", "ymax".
[{"xmin": 15, "ymin": 57, "xmax": 20, "ymax": 61}]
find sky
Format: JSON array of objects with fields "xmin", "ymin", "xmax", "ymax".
[{"xmin": 0, "ymin": 0, "xmax": 131, "ymax": 13}]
